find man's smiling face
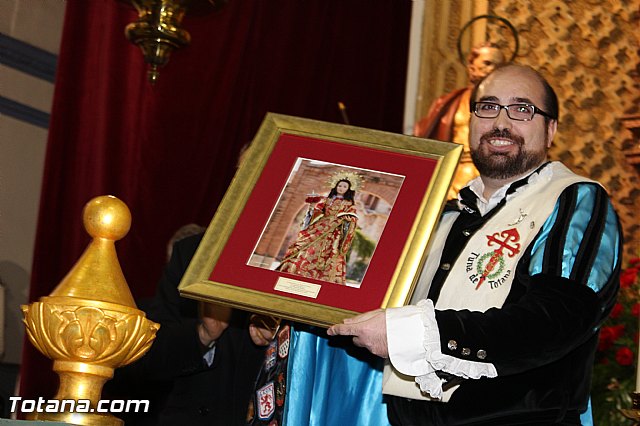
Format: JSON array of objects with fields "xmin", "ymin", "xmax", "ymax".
[{"xmin": 469, "ymin": 66, "xmax": 557, "ymax": 181}]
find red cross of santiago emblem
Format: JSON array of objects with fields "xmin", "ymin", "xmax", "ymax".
[{"xmin": 475, "ymin": 228, "xmax": 521, "ymax": 290}]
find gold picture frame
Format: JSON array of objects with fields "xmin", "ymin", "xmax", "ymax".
[{"xmin": 178, "ymin": 113, "xmax": 461, "ymax": 327}]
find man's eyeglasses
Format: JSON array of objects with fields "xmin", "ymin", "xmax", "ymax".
[{"xmin": 471, "ymin": 101, "xmax": 554, "ymax": 121}]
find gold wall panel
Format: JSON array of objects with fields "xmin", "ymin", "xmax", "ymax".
[
  {"xmin": 415, "ymin": 0, "xmax": 489, "ymax": 120},
  {"xmin": 417, "ymin": 0, "xmax": 640, "ymax": 259}
]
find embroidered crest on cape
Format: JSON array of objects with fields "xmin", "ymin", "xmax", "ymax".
[
  {"xmin": 265, "ymin": 340, "xmax": 277, "ymax": 371},
  {"xmin": 277, "ymin": 325, "xmax": 290, "ymax": 359},
  {"xmin": 466, "ymin": 228, "xmax": 521, "ymax": 290},
  {"xmin": 257, "ymin": 382, "xmax": 275, "ymax": 420},
  {"xmin": 275, "ymin": 372, "xmax": 286, "ymax": 406}
]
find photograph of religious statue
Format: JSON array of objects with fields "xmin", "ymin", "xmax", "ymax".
[
  {"xmin": 247, "ymin": 158, "xmax": 405, "ymax": 287},
  {"xmin": 275, "ymin": 176, "xmax": 358, "ymax": 285}
]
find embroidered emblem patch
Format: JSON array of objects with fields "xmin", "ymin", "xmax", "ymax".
[
  {"xmin": 275, "ymin": 372, "xmax": 286, "ymax": 407},
  {"xmin": 466, "ymin": 228, "xmax": 521, "ymax": 290},
  {"xmin": 265, "ymin": 340, "xmax": 277, "ymax": 371},
  {"xmin": 257, "ymin": 382, "xmax": 275, "ymax": 420},
  {"xmin": 277, "ymin": 325, "xmax": 290, "ymax": 359}
]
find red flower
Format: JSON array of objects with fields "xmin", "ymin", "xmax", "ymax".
[
  {"xmin": 598, "ymin": 329, "xmax": 612, "ymax": 351},
  {"xmin": 305, "ymin": 195, "xmax": 323, "ymax": 203},
  {"xmin": 611, "ymin": 324, "xmax": 625, "ymax": 340},
  {"xmin": 629, "ymin": 257, "xmax": 640, "ymax": 266},
  {"xmin": 615, "ymin": 347, "xmax": 634, "ymax": 366},
  {"xmin": 599, "ymin": 325, "xmax": 626, "ymax": 351},
  {"xmin": 610, "ymin": 303, "xmax": 623, "ymax": 319},
  {"xmin": 620, "ymin": 267, "xmax": 638, "ymax": 288},
  {"xmin": 633, "ymin": 303, "xmax": 640, "ymax": 317}
]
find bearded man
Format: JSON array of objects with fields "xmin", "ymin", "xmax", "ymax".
[{"xmin": 329, "ymin": 64, "xmax": 621, "ymax": 425}]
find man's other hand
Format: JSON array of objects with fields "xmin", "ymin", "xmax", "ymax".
[
  {"xmin": 249, "ymin": 314, "xmax": 281, "ymax": 346},
  {"xmin": 327, "ymin": 309, "xmax": 389, "ymax": 358}
]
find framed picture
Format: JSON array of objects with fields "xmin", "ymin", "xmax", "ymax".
[{"xmin": 178, "ymin": 113, "xmax": 461, "ymax": 327}]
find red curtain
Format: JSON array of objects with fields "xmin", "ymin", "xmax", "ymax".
[{"xmin": 20, "ymin": 0, "xmax": 411, "ymax": 401}]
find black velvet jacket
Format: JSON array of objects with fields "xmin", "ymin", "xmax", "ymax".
[{"xmin": 388, "ymin": 172, "xmax": 621, "ymax": 425}]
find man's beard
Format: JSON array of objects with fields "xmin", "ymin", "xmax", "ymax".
[{"xmin": 471, "ymin": 129, "xmax": 547, "ymax": 180}]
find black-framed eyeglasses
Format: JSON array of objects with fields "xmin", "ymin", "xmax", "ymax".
[{"xmin": 471, "ymin": 101, "xmax": 554, "ymax": 121}]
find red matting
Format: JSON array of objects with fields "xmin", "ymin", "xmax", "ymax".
[{"xmin": 211, "ymin": 133, "xmax": 437, "ymax": 313}]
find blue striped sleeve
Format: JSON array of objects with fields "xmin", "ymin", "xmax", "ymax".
[{"xmin": 528, "ymin": 183, "xmax": 621, "ymax": 292}]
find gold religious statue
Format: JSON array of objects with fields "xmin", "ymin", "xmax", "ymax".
[
  {"xmin": 414, "ymin": 42, "xmax": 506, "ymax": 199},
  {"xmin": 414, "ymin": 15, "xmax": 519, "ymax": 199}
]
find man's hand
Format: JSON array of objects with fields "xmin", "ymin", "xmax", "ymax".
[
  {"xmin": 249, "ymin": 314, "xmax": 281, "ymax": 346},
  {"xmin": 198, "ymin": 302, "xmax": 233, "ymax": 347},
  {"xmin": 327, "ymin": 309, "xmax": 389, "ymax": 358}
]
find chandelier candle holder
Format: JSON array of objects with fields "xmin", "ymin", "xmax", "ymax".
[
  {"xmin": 122, "ymin": 0, "xmax": 228, "ymax": 83},
  {"xmin": 125, "ymin": 0, "xmax": 191, "ymax": 83},
  {"xmin": 21, "ymin": 195, "xmax": 160, "ymax": 425}
]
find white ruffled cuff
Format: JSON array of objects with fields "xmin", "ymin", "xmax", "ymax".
[
  {"xmin": 387, "ymin": 304, "xmax": 431, "ymax": 375},
  {"xmin": 412, "ymin": 299, "xmax": 498, "ymax": 399}
]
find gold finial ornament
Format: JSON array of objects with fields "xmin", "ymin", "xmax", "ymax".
[
  {"xmin": 22, "ymin": 195, "xmax": 160, "ymax": 425},
  {"xmin": 327, "ymin": 170, "xmax": 364, "ymax": 192}
]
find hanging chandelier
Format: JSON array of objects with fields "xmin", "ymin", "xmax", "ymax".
[{"xmin": 122, "ymin": 0, "xmax": 228, "ymax": 83}]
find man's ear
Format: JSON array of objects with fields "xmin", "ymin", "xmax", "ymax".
[{"xmin": 546, "ymin": 119, "xmax": 558, "ymax": 148}]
